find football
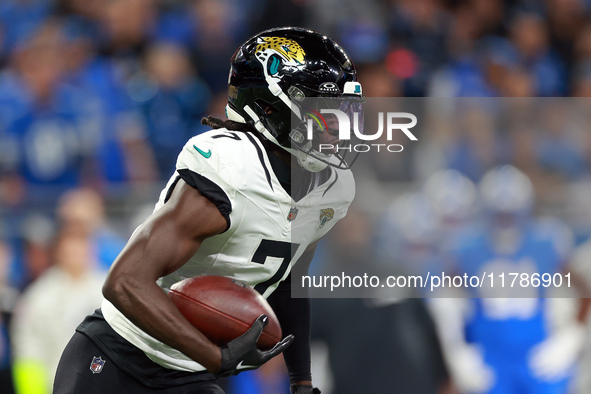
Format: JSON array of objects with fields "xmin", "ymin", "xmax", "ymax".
[{"xmin": 168, "ymin": 275, "xmax": 282, "ymax": 350}]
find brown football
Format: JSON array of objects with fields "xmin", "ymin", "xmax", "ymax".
[{"xmin": 168, "ymin": 275, "xmax": 282, "ymax": 350}]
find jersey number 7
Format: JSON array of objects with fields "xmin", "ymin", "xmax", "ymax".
[{"xmin": 252, "ymin": 239, "xmax": 299, "ymax": 295}]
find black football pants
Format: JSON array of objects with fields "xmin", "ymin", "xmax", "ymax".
[{"xmin": 53, "ymin": 332, "xmax": 224, "ymax": 394}]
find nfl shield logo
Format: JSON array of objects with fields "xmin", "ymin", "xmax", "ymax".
[
  {"xmin": 90, "ymin": 356, "xmax": 106, "ymax": 374},
  {"xmin": 287, "ymin": 207, "xmax": 298, "ymax": 221}
]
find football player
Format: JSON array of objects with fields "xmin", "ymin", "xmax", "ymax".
[
  {"xmin": 431, "ymin": 165, "xmax": 589, "ymax": 394},
  {"xmin": 53, "ymin": 27, "xmax": 362, "ymax": 394}
]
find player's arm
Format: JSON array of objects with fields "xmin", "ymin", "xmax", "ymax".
[
  {"xmin": 267, "ymin": 242, "xmax": 319, "ymax": 393},
  {"xmin": 102, "ymin": 179, "xmax": 226, "ymax": 371},
  {"xmin": 527, "ymin": 247, "xmax": 589, "ymax": 382},
  {"xmin": 103, "ymin": 179, "xmax": 292, "ymax": 374}
]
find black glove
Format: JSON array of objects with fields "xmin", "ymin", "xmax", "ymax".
[
  {"xmin": 215, "ymin": 315, "xmax": 294, "ymax": 377},
  {"xmin": 290, "ymin": 384, "xmax": 321, "ymax": 394}
]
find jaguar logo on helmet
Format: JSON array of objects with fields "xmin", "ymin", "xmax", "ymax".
[{"xmin": 255, "ymin": 37, "xmax": 306, "ymax": 77}]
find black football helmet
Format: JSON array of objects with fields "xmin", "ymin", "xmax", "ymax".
[{"xmin": 225, "ymin": 27, "xmax": 363, "ymax": 172}]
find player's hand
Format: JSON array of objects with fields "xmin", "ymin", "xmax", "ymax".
[
  {"xmin": 448, "ymin": 344, "xmax": 495, "ymax": 393},
  {"xmin": 290, "ymin": 384, "xmax": 321, "ymax": 393},
  {"xmin": 215, "ymin": 315, "xmax": 294, "ymax": 377},
  {"xmin": 528, "ymin": 323, "xmax": 586, "ymax": 382}
]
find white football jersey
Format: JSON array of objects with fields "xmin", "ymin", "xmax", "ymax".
[{"xmin": 102, "ymin": 128, "xmax": 355, "ymax": 372}]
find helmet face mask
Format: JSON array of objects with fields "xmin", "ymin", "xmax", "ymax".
[
  {"xmin": 289, "ymin": 98, "xmax": 364, "ymax": 171},
  {"xmin": 226, "ymin": 27, "xmax": 363, "ymax": 172}
]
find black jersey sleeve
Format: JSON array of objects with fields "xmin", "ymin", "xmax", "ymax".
[
  {"xmin": 267, "ymin": 273, "xmax": 312, "ymax": 384},
  {"xmin": 267, "ymin": 244, "xmax": 318, "ymax": 384}
]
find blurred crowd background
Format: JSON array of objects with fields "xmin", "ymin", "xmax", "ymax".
[{"xmin": 2, "ymin": 0, "xmax": 591, "ymax": 393}]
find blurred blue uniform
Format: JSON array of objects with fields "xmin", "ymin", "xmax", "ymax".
[
  {"xmin": 0, "ymin": 55, "xmax": 145, "ymax": 189},
  {"xmin": 65, "ymin": 56, "xmax": 144, "ymax": 183},
  {"xmin": 454, "ymin": 222, "xmax": 570, "ymax": 394},
  {"xmin": 0, "ymin": 72, "xmax": 83, "ymax": 187}
]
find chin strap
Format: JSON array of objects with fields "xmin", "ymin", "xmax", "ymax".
[
  {"xmin": 241, "ymin": 104, "xmax": 328, "ymax": 172},
  {"xmin": 265, "ymin": 75, "xmax": 302, "ymax": 119},
  {"xmin": 225, "ymin": 104, "xmax": 246, "ymax": 123}
]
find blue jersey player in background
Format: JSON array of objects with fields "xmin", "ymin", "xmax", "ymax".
[{"xmin": 431, "ymin": 165, "xmax": 590, "ymax": 394}]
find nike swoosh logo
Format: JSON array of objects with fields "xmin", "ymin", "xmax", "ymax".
[{"xmin": 193, "ymin": 144, "xmax": 211, "ymax": 158}]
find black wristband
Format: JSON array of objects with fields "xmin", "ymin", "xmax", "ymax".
[{"xmin": 215, "ymin": 345, "xmax": 236, "ymax": 376}]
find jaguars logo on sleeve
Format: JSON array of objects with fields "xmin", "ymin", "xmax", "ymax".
[{"xmin": 319, "ymin": 208, "xmax": 335, "ymax": 228}]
